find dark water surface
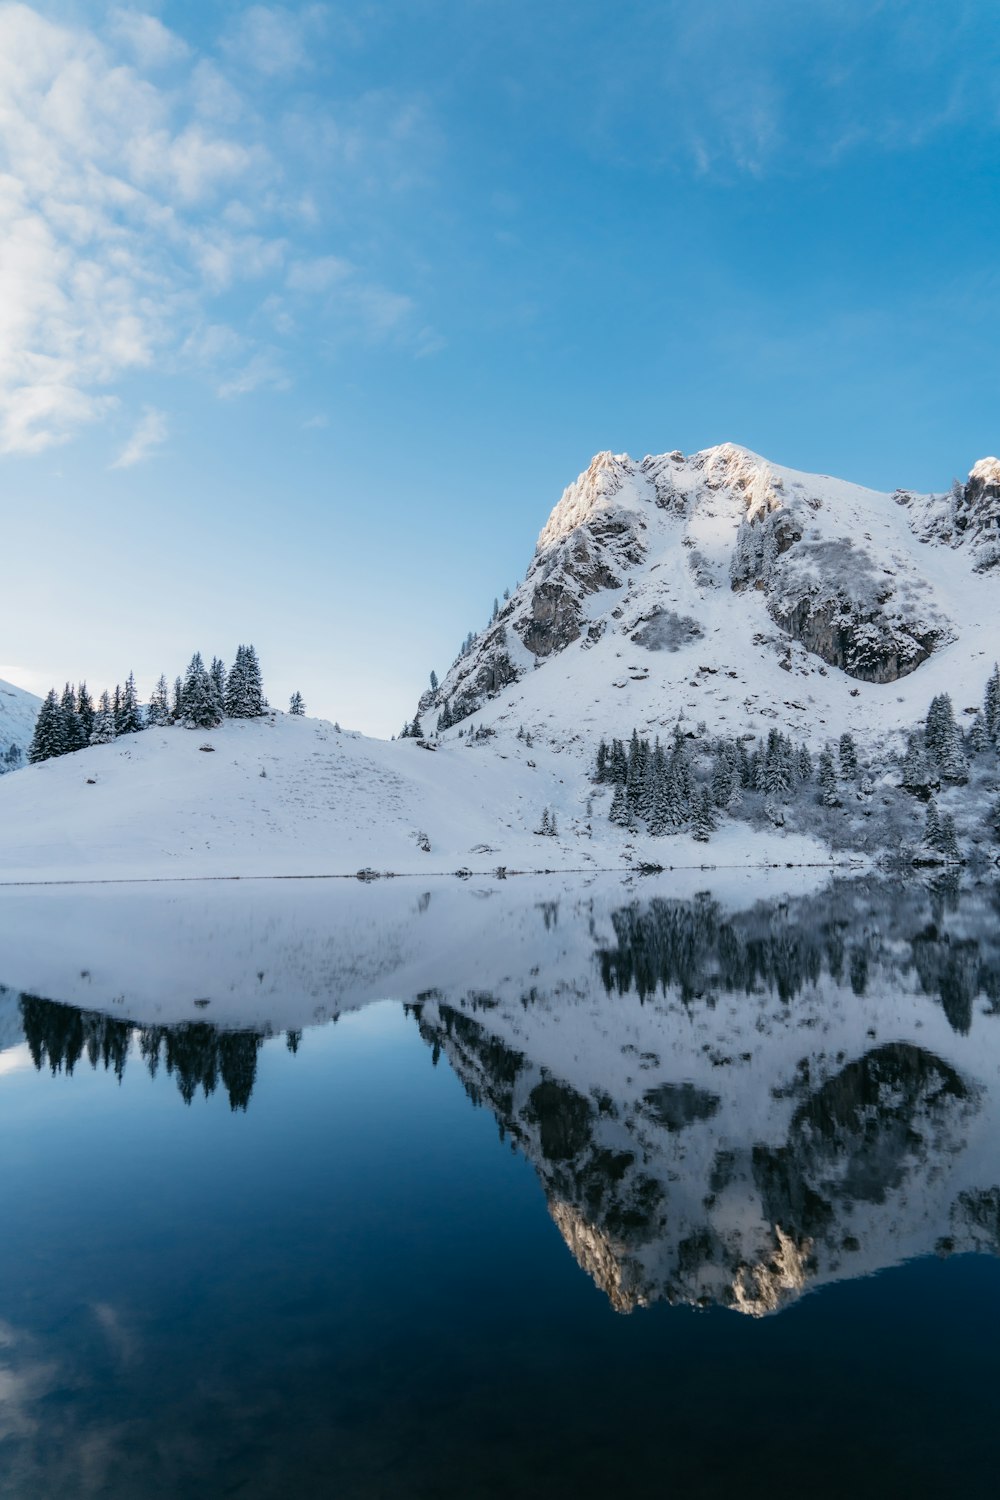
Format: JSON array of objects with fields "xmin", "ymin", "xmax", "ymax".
[{"xmin": 2, "ymin": 875, "xmax": 1000, "ymax": 1498}]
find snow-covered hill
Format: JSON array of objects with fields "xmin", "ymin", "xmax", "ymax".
[
  {"xmin": 1, "ymin": 443, "xmax": 997, "ymax": 881},
  {"xmin": 0, "ymin": 714, "xmax": 826, "ymax": 881},
  {"xmin": 0, "ymin": 677, "xmax": 40, "ymax": 769},
  {"xmin": 422, "ymin": 444, "xmax": 1000, "ymax": 754}
]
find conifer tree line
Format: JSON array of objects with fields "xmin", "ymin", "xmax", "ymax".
[
  {"xmin": 593, "ymin": 722, "xmax": 815, "ymax": 843},
  {"xmin": 28, "ymin": 645, "xmax": 270, "ymax": 764},
  {"xmin": 592, "ymin": 666, "xmax": 1000, "ymax": 860}
]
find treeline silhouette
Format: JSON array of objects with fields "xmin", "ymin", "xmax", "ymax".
[
  {"xmin": 595, "ymin": 879, "xmax": 1000, "ymax": 1033},
  {"xmin": 18, "ymin": 994, "xmax": 272, "ymax": 1111}
]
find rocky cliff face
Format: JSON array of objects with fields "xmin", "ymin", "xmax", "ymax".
[{"xmin": 416, "ymin": 444, "xmax": 995, "ymax": 751}]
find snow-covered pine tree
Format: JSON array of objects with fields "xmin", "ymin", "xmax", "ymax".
[
  {"xmin": 796, "ymin": 744, "xmax": 813, "ymax": 783},
  {"xmin": 665, "ymin": 747, "xmax": 692, "ymax": 828},
  {"xmin": 646, "ymin": 742, "xmax": 670, "ymax": 834},
  {"xmin": 901, "ymin": 733, "xmax": 935, "ymax": 796},
  {"xmin": 818, "ymin": 749, "xmax": 840, "ymax": 807},
  {"xmin": 28, "ymin": 689, "xmax": 66, "ymax": 763},
  {"xmin": 429, "ymin": 670, "xmax": 438, "ymax": 692},
  {"xmin": 838, "ymin": 732, "xmax": 858, "ymax": 780},
  {"xmin": 289, "ymin": 691, "xmax": 305, "ymax": 716},
  {"xmin": 924, "ymin": 693, "xmax": 967, "ymax": 782},
  {"xmin": 182, "ymin": 653, "xmax": 223, "ymax": 729},
  {"xmin": 691, "ymin": 785, "xmax": 716, "ymax": 842},
  {"xmin": 609, "ymin": 782, "xmax": 629, "ymax": 826},
  {"xmin": 76, "ymin": 683, "xmax": 95, "ymax": 743},
  {"xmin": 90, "ymin": 691, "xmax": 117, "ymax": 745},
  {"xmin": 411, "ymin": 713, "xmax": 423, "ymax": 739},
  {"xmin": 210, "ymin": 657, "xmax": 227, "ymax": 707},
  {"xmin": 60, "ymin": 683, "xmax": 84, "ymax": 753},
  {"xmin": 171, "ymin": 677, "xmax": 183, "ymax": 723},
  {"xmin": 118, "ymin": 672, "xmax": 143, "ymax": 736},
  {"xmin": 148, "ymin": 675, "xmax": 171, "ymax": 727},
  {"xmin": 983, "ymin": 664, "xmax": 1000, "ymax": 743},
  {"xmin": 967, "ymin": 712, "xmax": 989, "ymax": 755},
  {"xmin": 111, "ymin": 684, "xmax": 122, "ymax": 733},
  {"xmin": 243, "ymin": 644, "xmax": 265, "ymax": 716},
  {"xmin": 711, "ymin": 747, "xmax": 734, "ymax": 808}
]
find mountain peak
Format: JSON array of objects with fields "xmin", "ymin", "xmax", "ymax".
[{"xmin": 421, "ymin": 442, "xmax": 998, "ymax": 751}]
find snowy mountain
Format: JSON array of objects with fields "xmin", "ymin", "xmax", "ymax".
[
  {"xmin": 421, "ymin": 444, "xmax": 1000, "ymax": 753},
  {"xmin": 0, "ymin": 677, "xmax": 41, "ymax": 769},
  {"xmin": 0, "ymin": 444, "xmax": 997, "ymax": 881}
]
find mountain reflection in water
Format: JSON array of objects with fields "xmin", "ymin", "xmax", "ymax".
[{"xmin": 7, "ymin": 876, "xmax": 1000, "ymax": 1320}]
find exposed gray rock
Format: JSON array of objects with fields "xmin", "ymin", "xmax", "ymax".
[{"xmin": 630, "ymin": 609, "xmax": 704, "ymax": 652}]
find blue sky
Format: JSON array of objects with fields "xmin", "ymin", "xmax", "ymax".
[{"xmin": 2, "ymin": 0, "xmax": 999, "ymax": 735}]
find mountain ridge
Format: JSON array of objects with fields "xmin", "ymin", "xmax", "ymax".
[{"xmin": 418, "ymin": 443, "xmax": 999, "ymax": 758}]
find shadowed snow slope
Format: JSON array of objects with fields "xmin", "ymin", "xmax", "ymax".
[
  {"xmin": 0, "ymin": 714, "xmax": 827, "ymax": 881},
  {"xmin": 0, "ymin": 678, "xmax": 41, "ymax": 763}
]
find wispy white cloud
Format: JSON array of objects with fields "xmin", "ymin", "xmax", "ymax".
[
  {"xmin": 110, "ymin": 404, "xmax": 168, "ymax": 468},
  {"xmin": 109, "ymin": 8, "xmax": 190, "ymax": 68},
  {"xmin": 217, "ymin": 352, "xmax": 289, "ymax": 399},
  {"xmin": 0, "ymin": 4, "xmax": 436, "ymax": 456},
  {"xmin": 220, "ymin": 4, "xmax": 329, "ymax": 78}
]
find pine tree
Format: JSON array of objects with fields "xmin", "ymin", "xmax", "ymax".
[
  {"xmin": 901, "ymin": 734, "xmax": 935, "ymax": 796},
  {"xmin": 818, "ymin": 749, "xmax": 840, "ymax": 807},
  {"xmin": 112, "ymin": 684, "xmax": 122, "ymax": 733},
  {"xmin": 60, "ymin": 683, "xmax": 84, "ymax": 752},
  {"xmin": 609, "ymin": 782, "xmax": 629, "ymax": 826},
  {"xmin": 210, "ymin": 657, "xmax": 227, "ymax": 707},
  {"xmin": 182, "ymin": 653, "xmax": 222, "ymax": 729},
  {"xmin": 171, "ymin": 677, "xmax": 183, "ymax": 723},
  {"xmin": 117, "ymin": 672, "xmax": 143, "ymax": 736},
  {"xmin": 28, "ymin": 689, "xmax": 66, "ymax": 763},
  {"xmin": 429, "ymin": 670, "xmax": 438, "ymax": 692},
  {"xmin": 289, "ymin": 691, "xmax": 305, "ymax": 716},
  {"xmin": 838, "ymin": 732, "xmax": 858, "ymax": 780},
  {"xmin": 90, "ymin": 691, "xmax": 117, "ymax": 745},
  {"xmin": 148, "ymin": 675, "xmax": 171, "ymax": 727},
  {"xmin": 225, "ymin": 644, "xmax": 265, "ymax": 718},
  {"xmin": 983, "ymin": 664, "xmax": 1000, "ymax": 742},
  {"xmin": 796, "ymin": 744, "xmax": 813, "ymax": 782},
  {"xmin": 925, "ymin": 693, "xmax": 967, "ymax": 782},
  {"xmin": 923, "ymin": 798, "xmax": 942, "ymax": 851},
  {"xmin": 76, "ymin": 683, "xmax": 95, "ymax": 743},
  {"xmin": 967, "ymin": 712, "xmax": 989, "ymax": 754},
  {"xmin": 691, "ymin": 785, "xmax": 716, "ymax": 842},
  {"xmin": 411, "ymin": 713, "xmax": 423, "ymax": 738},
  {"xmin": 711, "ymin": 749, "xmax": 734, "ymax": 808}
]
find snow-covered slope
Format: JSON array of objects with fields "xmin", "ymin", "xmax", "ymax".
[
  {"xmin": 0, "ymin": 677, "xmax": 40, "ymax": 767},
  {"xmin": 423, "ymin": 444, "xmax": 1000, "ymax": 754},
  {"xmin": 0, "ymin": 714, "xmax": 826, "ymax": 881}
]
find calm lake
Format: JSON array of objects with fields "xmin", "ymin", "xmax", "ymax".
[{"xmin": 2, "ymin": 871, "xmax": 1000, "ymax": 1498}]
